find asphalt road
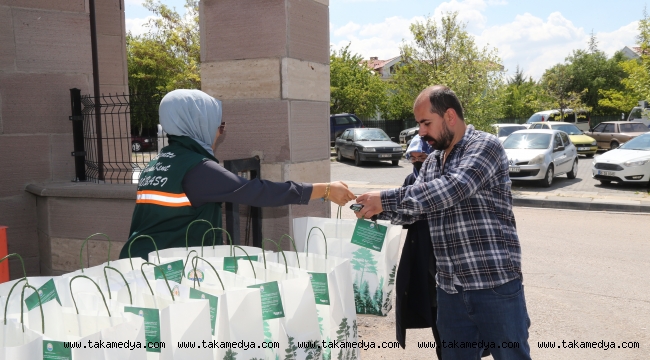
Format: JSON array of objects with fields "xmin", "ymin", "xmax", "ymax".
[
  {"xmin": 333, "ymin": 205, "xmax": 650, "ymax": 360},
  {"xmin": 331, "ymin": 153, "xmax": 650, "ymax": 196}
]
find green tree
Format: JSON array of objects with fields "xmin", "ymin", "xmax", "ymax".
[
  {"xmin": 541, "ymin": 64, "xmax": 589, "ymax": 116},
  {"xmin": 223, "ymin": 348, "xmax": 238, "ymax": 360},
  {"xmin": 500, "ymin": 66, "xmax": 548, "ymax": 121},
  {"xmin": 350, "ymin": 248, "xmax": 378, "ymax": 284},
  {"xmin": 330, "ymin": 44, "xmax": 388, "ymax": 118},
  {"xmin": 389, "ymin": 12, "xmax": 505, "ymax": 129},
  {"xmin": 372, "ymin": 277, "xmax": 384, "ymax": 314},
  {"xmin": 284, "ymin": 336, "xmax": 298, "ymax": 360}
]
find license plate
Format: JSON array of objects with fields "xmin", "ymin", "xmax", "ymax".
[
  {"xmin": 578, "ymin": 147, "xmax": 590, "ymax": 151},
  {"xmin": 378, "ymin": 154, "xmax": 391, "ymax": 158},
  {"xmin": 509, "ymin": 166, "xmax": 521, "ymax": 173},
  {"xmin": 598, "ymin": 170, "xmax": 615, "ymax": 176}
]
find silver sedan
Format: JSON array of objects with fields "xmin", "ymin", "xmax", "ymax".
[{"xmin": 503, "ymin": 129, "xmax": 579, "ymax": 187}]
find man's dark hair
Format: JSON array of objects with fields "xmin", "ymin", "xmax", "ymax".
[{"xmin": 428, "ymin": 86, "xmax": 464, "ymax": 120}]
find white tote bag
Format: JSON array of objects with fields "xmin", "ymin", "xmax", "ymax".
[
  {"xmin": 235, "ymin": 243, "xmax": 323, "ymax": 360},
  {"xmin": 293, "ymin": 216, "xmax": 401, "ymax": 317},
  {"xmin": 265, "ymin": 249, "xmax": 360, "ymax": 360},
  {"xmin": 0, "ymin": 280, "xmax": 43, "ymax": 360}
]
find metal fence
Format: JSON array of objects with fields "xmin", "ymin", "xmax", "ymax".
[{"xmin": 75, "ymin": 91, "xmax": 167, "ymax": 183}]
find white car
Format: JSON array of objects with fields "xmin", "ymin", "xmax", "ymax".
[
  {"xmin": 503, "ymin": 129, "xmax": 579, "ymax": 187},
  {"xmin": 591, "ymin": 132, "xmax": 650, "ymax": 185},
  {"xmin": 492, "ymin": 123, "xmax": 527, "ymax": 142}
]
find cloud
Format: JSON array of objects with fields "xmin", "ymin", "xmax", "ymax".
[
  {"xmin": 331, "ymin": 16, "xmax": 424, "ymax": 60},
  {"xmin": 125, "ymin": 16, "xmax": 158, "ymax": 37},
  {"xmin": 434, "ymin": 0, "xmax": 489, "ymax": 30}
]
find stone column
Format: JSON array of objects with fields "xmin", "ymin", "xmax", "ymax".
[{"xmin": 200, "ymin": 0, "xmax": 331, "ymax": 244}]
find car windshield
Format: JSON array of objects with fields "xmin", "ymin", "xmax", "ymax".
[
  {"xmin": 526, "ymin": 114, "xmax": 543, "ymax": 123},
  {"xmin": 498, "ymin": 126, "xmax": 526, "ymax": 137},
  {"xmin": 619, "ymin": 134, "xmax": 650, "ymax": 150},
  {"xmin": 620, "ymin": 123, "xmax": 650, "ymax": 133},
  {"xmin": 503, "ymin": 133, "xmax": 551, "ymax": 149},
  {"xmin": 551, "ymin": 124, "xmax": 582, "ymax": 135},
  {"xmin": 355, "ymin": 129, "xmax": 391, "ymax": 141}
]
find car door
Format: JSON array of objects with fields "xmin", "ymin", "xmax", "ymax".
[
  {"xmin": 559, "ymin": 131, "xmax": 576, "ymax": 172},
  {"xmin": 339, "ymin": 130, "xmax": 351, "ymax": 157},
  {"xmin": 600, "ymin": 123, "xmax": 617, "ymax": 148},
  {"xmin": 588, "ymin": 123, "xmax": 607, "ymax": 148},
  {"xmin": 551, "ymin": 132, "xmax": 567, "ymax": 172}
]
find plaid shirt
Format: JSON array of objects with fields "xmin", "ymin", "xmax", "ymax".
[{"xmin": 379, "ymin": 125, "xmax": 522, "ymax": 294}]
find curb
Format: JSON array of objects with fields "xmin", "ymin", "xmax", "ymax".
[{"xmin": 512, "ymin": 196, "xmax": 650, "ymax": 213}]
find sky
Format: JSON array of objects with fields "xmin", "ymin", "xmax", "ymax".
[{"xmin": 125, "ymin": 0, "xmax": 649, "ymax": 80}]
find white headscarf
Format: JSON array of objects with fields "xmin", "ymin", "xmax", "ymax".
[{"xmin": 159, "ymin": 89, "xmax": 222, "ymax": 156}]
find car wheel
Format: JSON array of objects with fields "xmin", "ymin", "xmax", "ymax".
[
  {"xmin": 610, "ymin": 141, "xmax": 619, "ymax": 150},
  {"xmin": 540, "ymin": 164, "xmax": 554, "ymax": 187},
  {"xmin": 392, "ymin": 160, "xmax": 399, "ymax": 166},
  {"xmin": 336, "ymin": 149, "xmax": 343, "ymax": 162},
  {"xmin": 567, "ymin": 159, "xmax": 578, "ymax": 179},
  {"xmin": 599, "ymin": 180, "xmax": 611, "ymax": 185},
  {"xmin": 354, "ymin": 150, "xmax": 362, "ymax": 166},
  {"xmin": 132, "ymin": 141, "xmax": 142, "ymax": 152}
]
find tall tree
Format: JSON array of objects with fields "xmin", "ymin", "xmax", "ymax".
[
  {"xmin": 388, "ymin": 12, "xmax": 505, "ymax": 129},
  {"xmin": 330, "ymin": 44, "xmax": 388, "ymax": 118},
  {"xmin": 541, "ymin": 64, "xmax": 589, "ymax": 116}
]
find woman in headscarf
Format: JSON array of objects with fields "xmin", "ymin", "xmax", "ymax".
[
  {"xmin": 394, "ymin": 135, "xmax": 441, "ymax": 358},
  {"xmin": 119, "ymin": 90, "xmax": 356, "ymax": 260}
]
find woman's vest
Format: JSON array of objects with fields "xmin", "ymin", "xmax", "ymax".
[{"xmin": 119, "ymin": 136, "xmax": 222, "ymax": 260}]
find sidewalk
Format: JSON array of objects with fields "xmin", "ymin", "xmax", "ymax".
[{"xmin": 345, "ymin": 183, "xmax": 650, "ymax": 213}]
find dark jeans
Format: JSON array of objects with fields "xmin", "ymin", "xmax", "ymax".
[{"xmin": 436, "ymin": 279, "xmax": 531, "ymax": 360}]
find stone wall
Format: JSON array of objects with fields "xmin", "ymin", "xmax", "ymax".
[
  {"xmin": 0, "ymin": 0, "xmax": 128, "ymax": 278},
  {"xmin": 200, "ymin": 0, "xmax": 331, "ymax": 245}
]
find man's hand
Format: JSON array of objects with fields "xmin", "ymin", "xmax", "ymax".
[
  {"xmin": 355, "ymin": 191, "xmax": 383, "ymax": 219},
  {"xmin": 328, "ymin": 181, "xmax": 356, "ymax": 206}
]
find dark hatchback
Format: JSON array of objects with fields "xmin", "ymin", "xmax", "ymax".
[{"xmin": 335, "ymin": 128, "xmax": 403, "ymax": 166}]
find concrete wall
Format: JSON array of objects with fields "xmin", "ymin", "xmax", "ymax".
[
  {"xmin": 0, "ymin": 0, "xmax": 128, "ymax": 277},
  {"xmin": 200, "ymin": 0, "xmax": 331, "ymax": 246}
]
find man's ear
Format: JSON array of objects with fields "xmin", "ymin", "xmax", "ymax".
[{"xmin": 445, "ymin": 108, "xmax": 458, "ymax": 126}]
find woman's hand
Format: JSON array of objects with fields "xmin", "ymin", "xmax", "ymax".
[
  {"xmin": 310, "ymin": 182, "xmax": 356, "ymax": 206},
  {"xmin": 328, "ymin": 181, "xmax": 356, "ymax": 206}
]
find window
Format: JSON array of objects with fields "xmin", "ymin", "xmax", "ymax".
[
  {"xmin": 341, "ymin": 130, "xmax": 350, "ymax": 140},
  {"xmin": 526, "ymin": 114, "xmax": 544, "ymax": 123},
  {"xmin": 593, "ymin": 123, "xmax": 606, "ymax": 132},
  {"xmin": 602, "ymin": 124, "xmax": 615, "ymax": 133},
  {"xmin": 542, "ymin": 124, "xmax": 550, "ymax": 129},
  {"xmin": 620, "ymin": 123, "xmax": 649, "ymax": 133},
  {"xmin": 629, "ymin": 107, "xmax": 643, "ymax": 120},
  {"xmin": 497, "ymin": 126, "xmax": 526, "ymax": 137},
  {"xmin": 334, "ymin": 116, "xmax": 359, "ymax": 125},
  {"xmin": 553, "ymin": 133, "xmax": 563, "ymax": 148},
  {"xmin": 503, "ymin": 133, "xmax": 551, "ymax": 149},
  {"xmin": 559, "ymin": 132, "xmax": 570, "ymax": 146}
]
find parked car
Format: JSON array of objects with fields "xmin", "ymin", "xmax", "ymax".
[
  {"xmin": 491, "ymin": 124, "xmax": 527, "ymax": 142},
  {"xmin": 527, "ymin": 122, "xmax": 597, "ymax": 157},
  {"xmin": 399, "ymin": 126, "xmax": 419, "ymax": 145},
  {"xmin": 335, "ymin": 128, "xmax": 403, "ymax": 166},
  {"xmin": 591, "ymin": 132, "xmax": 650, "ymax": 185},
  {"xmin": 585, "ymin": 121, "xmax": 650, "ymax": 150},
  {"xmin": 502, "ymin": 129, "xmax": 579, "ymax": 187},
  {"xmin": 131, "ymin": 134, "xmax": 156, "ymax": 152},
  {"xmin": 330, "ymin": 113, "xmax": 363, "ymax": 144},
  {"xmin": 524, "ymin": 109, "xmax": 590, "ymax": 131}
]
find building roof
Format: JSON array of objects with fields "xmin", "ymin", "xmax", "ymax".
[{"xmin": 361, "ymin": 56, "xmax": 400, "ymax": 71}]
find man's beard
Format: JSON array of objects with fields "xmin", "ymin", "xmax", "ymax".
[{"xmin": 421, "ymin": 122, "xmax": 454, "ymax": 151}]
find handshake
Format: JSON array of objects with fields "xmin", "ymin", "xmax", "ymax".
[{"xmin": 320, "ymin": 182, "xmax": 383, "ymax": 220}]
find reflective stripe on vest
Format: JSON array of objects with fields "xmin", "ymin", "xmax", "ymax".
[{"xmin": 136, "ymin": 190, "xmax": 191, "ymax": 207}]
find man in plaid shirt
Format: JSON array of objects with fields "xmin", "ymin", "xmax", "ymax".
[{"xmin": 356, "ymin": 85, "xmax": 531, "ymax": 360}]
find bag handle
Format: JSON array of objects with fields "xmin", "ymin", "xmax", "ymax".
[
  {"xmin": 3, "ymin": 278, "xmax": 26, "ymax": 326},
  {"xmin": 128, "ymin": 235, "xmax": 160, "ymax": 270},
  {"xmin": 0, "ymin": 253, "xmax": 27, "ymax": 281},
  {"xmin": 141, "ymin": 262, "xmax": 175, "ymax": 301},
  {"xmin": 306, "ymin": 226, "xmax": 328, "ymax": 259},
  {"xmin": 185, "ymin": 219, "xmax": 214, "ymax": 250},
  {"xmin": 200, "ymin": 227, "xmax": 233, "ymax": 256},
  {"xmin": 69, "ymin": 275, "xmax": 111, "ymax": 316},
  {"xmin": 103, "ymin": 266, "xmax": 132, "ymax": 304},
  {"xmin": 183, "ymin": 250, "xmax": 198, "ymax": 278},
  {"xmin": 261, "ymin": 238, "xmax": 288, "ymax": 273},
  {"xmin": 231, "ymin": 245, "xmax": 256, "ymax": 279},
  {"xmin": 278, "ymin": 234, "xmax": 300, "ymax": 268},
  {"xmin": 19, "ymin": 283, "xmax": 44, "ymax": 333},
  {"xmin": 190, "ymin": 256, "xmax": 225, "ymax": 290},
  {"xmin": 79, "ymin": 233, "xmax": 111, "ymax": 273}
]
